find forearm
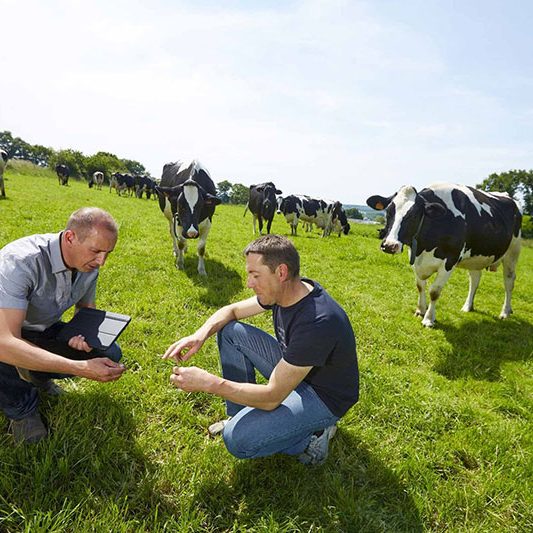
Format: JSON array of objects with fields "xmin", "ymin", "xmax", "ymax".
[
  {"xmin": 0, "ymin": 336, "xmax": 85, "ymax": 375},
  {"xmin": 209, "ymin": 375, "xmax": 283, "ymax": 411},
  {"xmin": 194, "ymin": 304, "xmax": 240, "ymax": 342}
]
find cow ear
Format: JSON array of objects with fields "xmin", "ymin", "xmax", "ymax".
[
  {"xmin": 205, "ymin": 194, "xmax": 222, "ymax": 205},
  {"xmin": 275, "ymin": 189, "xmax": 282, "ymax": 194},
  {"xmin": 366, "ymin": 195, "xmax": 391, "ymax": 211},
  {"xmin": 424, "ymin": 202, "xmax": 446, "ymax": 218}
]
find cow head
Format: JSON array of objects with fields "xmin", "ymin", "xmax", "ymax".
[
  {"xmin": 332, "ymin": 201, "xmax": 350, "ymax": 235},
  {"xmin": 367, "ymin": 186, "xmax": 445, "ymax": 254},
  {"xmin": 255, "ymin": 183, "xmax": 282, "ymax": 219},
  {"xmin": 157, "ymin": 178, "xmax": 221, "ymax": 239}
]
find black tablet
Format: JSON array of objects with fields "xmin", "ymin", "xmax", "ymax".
[{"xmin": 58, "ymin": 308, "xmax": 131, "ymax": 351}]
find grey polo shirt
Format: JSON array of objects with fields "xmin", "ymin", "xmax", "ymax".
[{"xmin": 0, "ymin": 232, "xmax": 98, "ymax": 331}]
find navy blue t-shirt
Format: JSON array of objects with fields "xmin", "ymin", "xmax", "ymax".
[{"xmin": 260, "ymin": 279, "xmax": 359, "ymax": 417}]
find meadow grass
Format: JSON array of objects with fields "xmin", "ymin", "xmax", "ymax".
[{"xmin": 0, "ymin": 167, "xmax": 531, "ymax": 532}]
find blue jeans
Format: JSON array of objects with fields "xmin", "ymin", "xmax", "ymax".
[
  {"xmin": 0, "ymin": 321, "xmax": 122, "ymax": 420},
  {"xmin": 217, "ymin": 321, "xmax": 339, "ymax": 459}
]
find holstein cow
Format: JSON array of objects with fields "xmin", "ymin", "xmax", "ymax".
[
  {"xmin": 0, "ymin": 149, "xmax": 7, "ymax": 198},
  {"xmin": 366, "ymin": 183, "xmax": 522, "ymax": 327},
  {"xmin": 245, "ymin": 182, "xmax": 282, "ymax": 235},
  {"xmin": 297, "ymin": 196, "xmax": 339, "ymax": 237},
  {"xmin": 331, "ymin": 204, "xmax": 351, "ymax": 237},
  {"xmin": 277, "ymin": 195, "xmax": 303, "ymax": 235},
  {"xmin": 110, "ymin": 172, "xmax": 135, "ymax": 196},
  {"xmin": 91, "ymin": 171, "xmax": 104, "ymax": 190},
  {"xmin": 156, "ymin": 160, "xmax": 221, "ymax": 276},
  {"xmin": 55, "ymin": 164, "xmax": 70, "ymax": 186},
  {"xmin": 134, "ymin": 175, "xmax": 157, "ymax": 199}
]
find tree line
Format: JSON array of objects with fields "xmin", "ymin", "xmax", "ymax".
[{"xmin": 0, "ymin": 131, "xmax": 148, "ymax": 182}]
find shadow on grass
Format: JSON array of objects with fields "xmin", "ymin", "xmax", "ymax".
[
  {"xmin": 182, "ymin": 256, "xmax": 244, "ymax": 306},
  {"xmin": 0, "ymin": 391, "xmax": 165, "ymax": 530},
  {"xmin": 435, "ymin": 315, "xmax": 533, "ymax": 381},
  {"xmin": 193, "ymin": 431, "xmax": 423, "ymax": 532}
]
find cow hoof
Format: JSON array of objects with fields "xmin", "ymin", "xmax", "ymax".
[
  {"xmin": 461, "ymin": 305, "xmax": 473, "ymax": 313},
  {"xmin": 414, "ymin": 309, "xmax": 425, "ymax": 317},
  {"xmin": 422, "ymin": 319, "xmax": 435, "ymax": 328},
  {"xmin": 499, "ymin": 310, "xmax": 512, "ymax": 319}
]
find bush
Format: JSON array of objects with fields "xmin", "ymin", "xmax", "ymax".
[{"xmin": 522, "ymin": 215, "xmax": 533, "ymax": 239}]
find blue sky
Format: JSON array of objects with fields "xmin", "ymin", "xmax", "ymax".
[{"xmin": 1, "ymin": 0, "xmax": 532, "ymax": 204}]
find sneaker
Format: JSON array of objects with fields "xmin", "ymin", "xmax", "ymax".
[
  {"xmin": 208, "ymin": 418, "xmax": 231, "ymax": 437},
  {"xmin": 16, "ymin": 367, "xmax": 64, "ymax": 396},
  {"xmin": 8, "ymin": 413, "xmax": 48, "ymax": 444},
  {"xmin": 298, "ymin": 425, "xmax": 337, "ymax": 466}
]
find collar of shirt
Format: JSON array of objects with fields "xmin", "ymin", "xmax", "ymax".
[{"xmin": 50, "ymin": 232, "xmax": 70, "ymax": 274}]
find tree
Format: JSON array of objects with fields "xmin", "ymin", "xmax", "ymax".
[
  {"xmin": 345, "ymin": 207, "xmax": 363, "ymax": 220},
  {"xmin": 121, "ymin": 158, "xmax": 147, "ymax": 176},
  {"xmin": 477, "ymin": 169, "xmax": 533, "ymax": 215},
  {"xmin": 230, "ymin": 183, "xmax": 249, "ymax": 205},
  {"xmin": 86, "ymin": 152, "xmax": 127, "ymax": 182},
  {"xmin": 216, "ymin": 180, "xmax": 232, "ymax": 203},
  {"xmin": 48, "ymin": 149, "xmax": 87, "ymax": 179}
]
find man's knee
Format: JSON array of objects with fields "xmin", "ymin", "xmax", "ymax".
[
  {"xmin": 223, "ymin": 422, "xmax": 256, "ymax": 459},
  {"xmin": 217, "ymin": 320, "xmax": 239, "ymax": 346}
]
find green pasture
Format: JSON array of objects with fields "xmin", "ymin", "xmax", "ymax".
[{"xmin": 0, "ymin": 165, "xmax": 531, "ymax": 532}]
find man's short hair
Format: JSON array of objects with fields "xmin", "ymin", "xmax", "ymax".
[
  {"xmin": 66, "ymin": 207, "xmax": 118, "ymax": 242},
  {"xmin": 244, "ymin": 235, "xmax": 300, "ymax": 278}
]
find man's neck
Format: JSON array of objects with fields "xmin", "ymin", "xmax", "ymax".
[{"xmin": 277, "ymin": 278, "xmax": 313, "ymax": 307}]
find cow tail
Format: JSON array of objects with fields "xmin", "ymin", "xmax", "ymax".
[{"xmin": 243, "ymin": 203, "xmax": 249, "ymax": 217}]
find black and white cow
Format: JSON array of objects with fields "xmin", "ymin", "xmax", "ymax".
[
  {"xmin": 110, "ymin": 173, "xmax": 134, "ymax": 196},
  {"xmin": 156, "ymin": 160, "xmax": 221, "ymax": 276},
  {"xmin": 55, "ymin": 164, "xmax": 70, "ymax": 186},
  {"xmin": 367, "ymin": 183, "xmax": 522, "ymax": 327},
  {"xmin": 277, "ymin": 195, "xmax": 303, "ymax": 235},
  {"xmin": 0, "ymin": 149, "xmax": 7, "ymax": 198},
  {"xmin": 245, "ymin": 182, "xmax": 282, "ymax": 234},
  {"xmin": 331, "ymin": 203, "xmax": 351, "ymax": 237},
  {"xmin": 297, "ymin": 196, "xmax": 339, "ymax": 237},
  {"xmin": 134, "ymin": 175, "xmax": 157, "ymax": 199},
  {"xmin": 91, "ymin": 171, "xmax": 104, "ymax": 190}
]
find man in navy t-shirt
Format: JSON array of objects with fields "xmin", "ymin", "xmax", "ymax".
[{"xmin": 163, "ymin": 234, "xmax": 358, "ymax": 465}]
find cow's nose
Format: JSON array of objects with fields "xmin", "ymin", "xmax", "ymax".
[
  {"xmin": 381, "ymin": 241, "xmax": 401, "ymax": 254},
  {"xmin": 186, "ymin": 230, "xmax": 199, "ymax": 238}
]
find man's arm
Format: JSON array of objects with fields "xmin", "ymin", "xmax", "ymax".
[
  {"xmin": 170, "ymin": 358, "xmax": 312, "ymax": 411},
  {"xmin": 0, "ymin": 308, "xmax": 125, "ymax": 382},
  {"xmin": 163, "ymin": 297, "xmax": 264, "ymax": 361}
]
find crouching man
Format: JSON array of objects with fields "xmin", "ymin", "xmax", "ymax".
[
  {"xmin": 0, "ymin": 207, "xmax": 126, "ymax": 444},
  {"xmin": 163, "ymin": 235, "xmax": 358, "ymax": 465}
]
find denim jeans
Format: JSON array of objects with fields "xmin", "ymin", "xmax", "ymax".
[
  {"xmin": 0, "ymin": 321, "xmax": 122, "ymax": 420},
  {"xmin": 217, "ymin": 320, "xmax": 339, "ymax": 459}
]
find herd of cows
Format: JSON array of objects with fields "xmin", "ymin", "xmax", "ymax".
[{"xmin": 0, "ymin": 152, "xmax": 524, "ymax": 327}]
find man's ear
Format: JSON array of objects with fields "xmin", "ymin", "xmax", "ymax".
[
  {"xmin": 64, "ymin": 229, "xmax": 76, "ymax": 244},
  {"xmin": 277, "ymin": 263, "xmax": 290, "ymax": 282}
]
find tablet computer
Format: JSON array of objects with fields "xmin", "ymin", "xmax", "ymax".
[{"xmin": 58, "ymin": 307, "xmax": 131, "ymax": 351}]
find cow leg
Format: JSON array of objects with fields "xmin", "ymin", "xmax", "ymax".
[
  {"xmin": 197, "ymin": 219, "xmax": 212, "ymax": 276},
  {"xmin": 461, "ymin": 270, "xmax": 482, "ymax": 312},
  {"xmin": 499, "ymin": 236, "xmax": 521, "ymax": 319},
  {"xmin": 266, "ymin": 217, "xmax": 273, "ymax": 234},
  {"xmin": 422, "ymin": 267, "xmax": 453, "ymax": 327},
  {"xmin": 414, "ymin": 276, "xmax": 427, "ymax": 317},
  {"xmin": 252, "ymin": 215, "xmax": 257, "ymax": 235},
  {"xmin": 258, "ymin": 216, "xmax": 264, "ymax": 235},
  {"xmin": 0, "ymin": 176, "xmax": 5, "ymax": 197}
]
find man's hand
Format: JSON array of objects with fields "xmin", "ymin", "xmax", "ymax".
[
  {"xmin": 68, "ymin": 335, "xmax": 93, "ymax": 353},
  {"xmin": 162, "ymin": 335, "xmax": 204, "ymax": 362},
  {"xmin": 78, "ymin": 358, "xmax": 126, "ymax": 382},
  {"xmin": 170, "ymin": 366, "xmax": 218, "ymax": 393}
]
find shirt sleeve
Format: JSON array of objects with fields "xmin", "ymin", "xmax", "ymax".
[{"xmin": 0, "ymin": 253, "xmax": 32, "ymax": 310}]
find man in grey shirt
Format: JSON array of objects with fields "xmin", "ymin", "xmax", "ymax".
[{"xmin": 0, "ymin": 207, "xmax": 126, "ymax": 444}]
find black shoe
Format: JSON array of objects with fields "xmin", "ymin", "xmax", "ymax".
[{"xmin": 8, "ymin": 413, "xmax": 48, "ymax": 444}]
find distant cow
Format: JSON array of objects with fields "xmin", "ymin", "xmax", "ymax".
[
  {"xmin": 0, "ymin": 149, "xmax": 7, "ymax": 198},
  {"xmin": 110, "ymin": 172, "xmax": 134, "ymax": 196},
  {"xmin": 331, "ymin": 204, "xmax": 351, "ymax": 237},
  {"xmin": 277, "ymin": 195, "xmax": 303, "ymax": 235},
  {"xmin": 297, "ymin": 196, "xmax": 337, "ymax": 237},
  {"xmin": 156, "ymin": 160, "xmax": 221, "ymax": 276},
  {"xmin": 55, "ymin": 164, "xmax": 70, "ymax": 186},
  {"xmin": 90, "ymin": 171, "xmax": 104, "ymax": 190},
  {"xmin": 367, "ymin": 183, "xmax": 522, "ymax": 327},
  {"xmin": 134, "ymin": 175, "xmax": 157, "ymax": 199},
  {"xmin": 245, "ymin": 182, "xmax": 282, "ymax": 234}
]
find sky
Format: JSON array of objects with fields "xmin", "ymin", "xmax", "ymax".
[{"xmin": 1, "ymin": 0, "xmax": 532, "ymax": 205}]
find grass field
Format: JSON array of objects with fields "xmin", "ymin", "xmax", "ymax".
[{"xmin": 0, "ymin": 165, "xmax": 532, "ymax": 532}]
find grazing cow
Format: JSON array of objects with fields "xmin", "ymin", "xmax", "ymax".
[
  {"xmin": 0, "ymin": 149, "xmax": 7, "ymax": 198},
  {"xmin": 91, "ymin": 171, "xmax": 104, "ymax": 190},
  {"xmin": 277, "ymin": 195, "xmax": 303, "ymax": 235},
  {"xmin": 110, "ymin": 172, "xmax": 134, "ymax": 196},
  {"xmin": 245, "ymin": 182, "xmax": 282, "ymax": 234},
  {"xmin": 156, "ymin": 160, "xmax": 221, "ymax": 276},
  {"xmin": 366, "ymin": 183, "xmax": 522, "ymax": 327},
  {"xmin": 55, "ymin": 164, "xmax": 70, "ymax": 186},
  {"xmin": 331, "ymin": 204, "xmax": 351, "ymax": 237},
  {"xmin": 297, "ymin": 196, "xmax": 337, "ymax": 237},
  {"xmin": 134, "ymin": 175, "xmax": 157, "ymax": 199}
]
